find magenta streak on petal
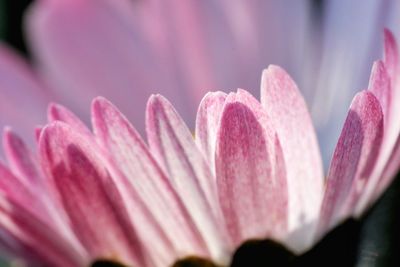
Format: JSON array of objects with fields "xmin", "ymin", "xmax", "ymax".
[
  {"xmin": 373, "ymin": 30, "xmax": 400, "ymax": 199},
  {"xmin": 215, "ymin": 90, "xmax": 287, "ymax": 249},
  {"xmin": 318, "ymin": 91, "xmax": 383, "ymax": 237},
  {"xmin": 0, "ymin": 163, "xmax": 86, "ymax": 267},
  {"xmin": 356, "ymin": 29, "xmax": 400, "ymax": 214},
  {"xmin": 92, "ymin": 97, "xmax": 217, "ymax": 266},
  {"xmin": 48, "ymin": 103, "xmax": 91, "ymax": 134},
  {"xmin": 146, "ymin": 95, "xmax": 229, "ymax": 262},
  {"xmin": 3, "ymin": 128, "xmax": 44, "ymax": 188},
  {"xmin": 368, "ymin": 60, "xmax": 391, "ymax": 127},
  {"xmin": 260, "ymin": 65, "xmax": 323, "ymax": 252},
  {"xmin": 3, "ymin": 129, "xmax": 83, "ymax": 252},
  {"xmin": 195, "ymin": 91, "xmax": 227, "ymax": 174},
  {"xmin": 39, "ymin": 122, "xmax": 146, "ymax": 266}
]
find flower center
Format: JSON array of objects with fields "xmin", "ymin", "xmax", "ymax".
[
  {"xmin": 172, "ymin": 256, "xmax": 222, "ymax": 267},
  {"xmin": 172, "ymin": 219, "xmax": 360, "ymax": 267},
  {"xmin": 91, "ymin": 259, "xmax": 128, "ymax": 267}
]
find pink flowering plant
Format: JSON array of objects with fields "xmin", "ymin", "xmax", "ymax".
[{"xmin": 0, "ymin": 1, "xmax": 400, "ymax": 267}]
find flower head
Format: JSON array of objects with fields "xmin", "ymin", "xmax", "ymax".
[
  {"xmin": 0, "ymin": 1, "xmax": 400, "ymax": 266},
  {"xmin": 0, "ymin": 29, "xmax": 398, "ymax": 266}
]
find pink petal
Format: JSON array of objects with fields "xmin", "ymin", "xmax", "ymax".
[
  {"xmin": 368, "ymin": 60, "xmax": 391, "ymax": 126},
  {"xmin": 0, "ymin": 45, "xmax": 50, "ymax": 149},
  {"xmin": 92, "ymin": 97, "xmax": 222, "ymax": 266},
  {"xmin": 39, "ymin": 122, "xmax": 145, "ymax": 266},
  {"xmin": 356, "ymin": 30, "xmax": 400, "ymax": 213},
  {"xmin": 215, "ymin": 90, "xmax": 288, "ymax": 248},
  {"xmin": 383, "ymin": 28, "xmax": 399, "ymax": 77},
  {"xmin": 3, "ymin": 128, "xmax": 44, "ymax": 188},
  {"xmin": 0, "ymin": 163, "xmax": 86, "ymax": 267},
  {"xmin": 379, "ymin": 136, "xmax": 400, "ymax": 188},
  {"xmin": 146, "ymin": 95, "xmax": 228, "ymax": 261},
  {"xmin": 374, "ymin": 30, "xmax": 400, "ymax": 196},
  {"xmin": 47, "ymin": 103, "xmax": 91, "ymax": 134},
  {"xmin": 2, "ymin": 129, "xmax": 76, "ymax": 236},
  {"xmin": 318, "ymin": 91, "xmax": 383, "ymax": 237},
  {"xmin": 195, "ymin": 91, "xmax": 227, "ymax": 172},
  {"xmin": 27, "ymin": 0, "xmax": 314, "ymax": 133},
  {"xmin": 260, "ymin": 65, "xmax": 323, "ymax": 250},
  {"xmin": 26, "ymin": 0, "xmax": 195, "ymax": 132}
]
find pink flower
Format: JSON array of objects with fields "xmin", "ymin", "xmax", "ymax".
[
  {"xmin": 0, "ymin": 26, "xmax": 399, "ymax": 266},
  {"xmin": 1, "ymin": 0, "xmax": 399, "ymax": 165}
]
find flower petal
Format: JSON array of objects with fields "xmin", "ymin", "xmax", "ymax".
[
  {"xmin": 47, "ymin": 103, "xmax": 91, "ymax": 134},
  {"xmin": 215, "ymin": 89, "xmax": 288, "ymax": 248},
  {"xmin": 3, "ymin": 128, "xmax": 44, "ymax": 188},
  {"xmin": 2, "ymin": 129, "xmax": 78, "ymax": 239},
  {"xmin": 195, "ymin": 91, "xmax": 227, "ymax": 173},
  {"xmin": 0, "ymin": 163, "xmax": 86, "ymax": 267},
  {"xmin": 146, "ymin": 95, "xmax": 228, "ymax": 262},
  {"xmin": 318, "ymin": 91, "xmax": 383, "ymax": 237},
  {"xmin": 260, "ymin": 65, "xmax": 323, "ymax": 250},
  {"xmin": 0, "ymin": 45, "xmax": 50, "ymax": 149},
  {"xmin": 39, "ymin": 122, "xmax": 145, "ymax": 266},
  {"xmin": 368, "ymin": 60, "xmax": 390, "ymax": 126},
  {"xmin": 26, "ymin": 0, "xmax": 194, "ymax": 132},
  {"xmin": 92, "ymin": 97, "xmax": 222, "ymax": 266},
  {"xmin": 383, "ymin": 28, "xmax": 399, "ymax": 77},
  {"xmin": 356, "ymin": 30, "xmax": 400, "ymax": 213}
]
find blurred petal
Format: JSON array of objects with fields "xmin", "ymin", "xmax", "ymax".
[
  {"xmin": 39, "ymin": 122, "xmax": 145, "ymax": 266},
  {"xmin": 260, "ymin": 65, "xmax": 323, "ymax": 251},
  {"xmin": 310, "ymin": 0, "xmax": 395, "ymax": 165},
  {"xmin": 27, "ymin": 0, "xmax": 194, "ymax": 131},
  {"xmin": 146, "ymin": 95, "xmax": 228, "ymax": 261},
  {"xmin": 27, "ymin": 0, "xmax": 314, "ymax": 132},
  {"xmin": 318, "ymin": 91, "xmax": 383, "ymax": 236},
  {"xmin": 0, "ymin": 45, "xmax": 50, "ymax": 148},
  {"xmin": 195, "ymin": 91, "xmax": 227, "ymax": 172},
  {"xmin": 215, "ymin": 90, "xmax": 287, "ymax": 248}
]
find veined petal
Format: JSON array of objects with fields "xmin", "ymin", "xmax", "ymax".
[
  {"xmin": 2, "ymin": 129, "xmax": 82, "ymax": 249},
  {"xmin": 146, "ymin": 95, "xmax": 228, "ymax": 262},
  {"xmin": 215, "ymin": 89, "xmax": 288, "ymax": 248},
  {"xmin": 47, "ymin": 103, "xmax": 91, "ymax": 134},
  {"xmin": 368, "ymin": 60, "xmax": 390, "ymax": 126},
  {"xmin": 0, "ymin": 163, "xmax": 86, "ymax": 267},
  {"xmin": 195, "ymin": 91, "xmax": 227, "ymax": 173},
  {"xmin": 92, "ymin": 97, "xmax": 221, "ymax": 266},
  {"xmin": 39, "ymin": 122, "xmax": 145, "ymax": 266},
  {"xmin": 260, "ymin": 65, "xmax": 324, "ymax": 251},
  {"xmin": 3, "ymin": 128, "xmax": 44, "ymax": 188},
  {"xmin": 374, "ymin": 29, "xmax": 400, "ymax": 197},
  {"xmin": 356, "ymin": 30, "xmax": 400, "ymax": 213},
  {"xmin": 318, "ymin": 91, "xmax": 383, "ymax": 237}
]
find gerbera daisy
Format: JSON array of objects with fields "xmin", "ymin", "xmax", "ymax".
[{"xmin": 0, "ymin": 29, "xmax": 398, "ymax": 266}]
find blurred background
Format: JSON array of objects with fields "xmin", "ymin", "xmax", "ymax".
[{"xmin": 0, "ymin": 0, "xmax": 400, "ymax": 266}]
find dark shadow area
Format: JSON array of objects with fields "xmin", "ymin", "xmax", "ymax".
[
  {"xmin": 230, "ymin": 219, "xmax": 360, "ymax": 267},
  {"xmin": 91, "ymin": 260, "xmax": 128, "ymax": 267},
  {"xmin": 0, "ymin": 0, "xmax": 32, "ymax": 56},
  {"xmin": 356, "ymin": 173, "xmax": 400, "ymax": 267}
]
